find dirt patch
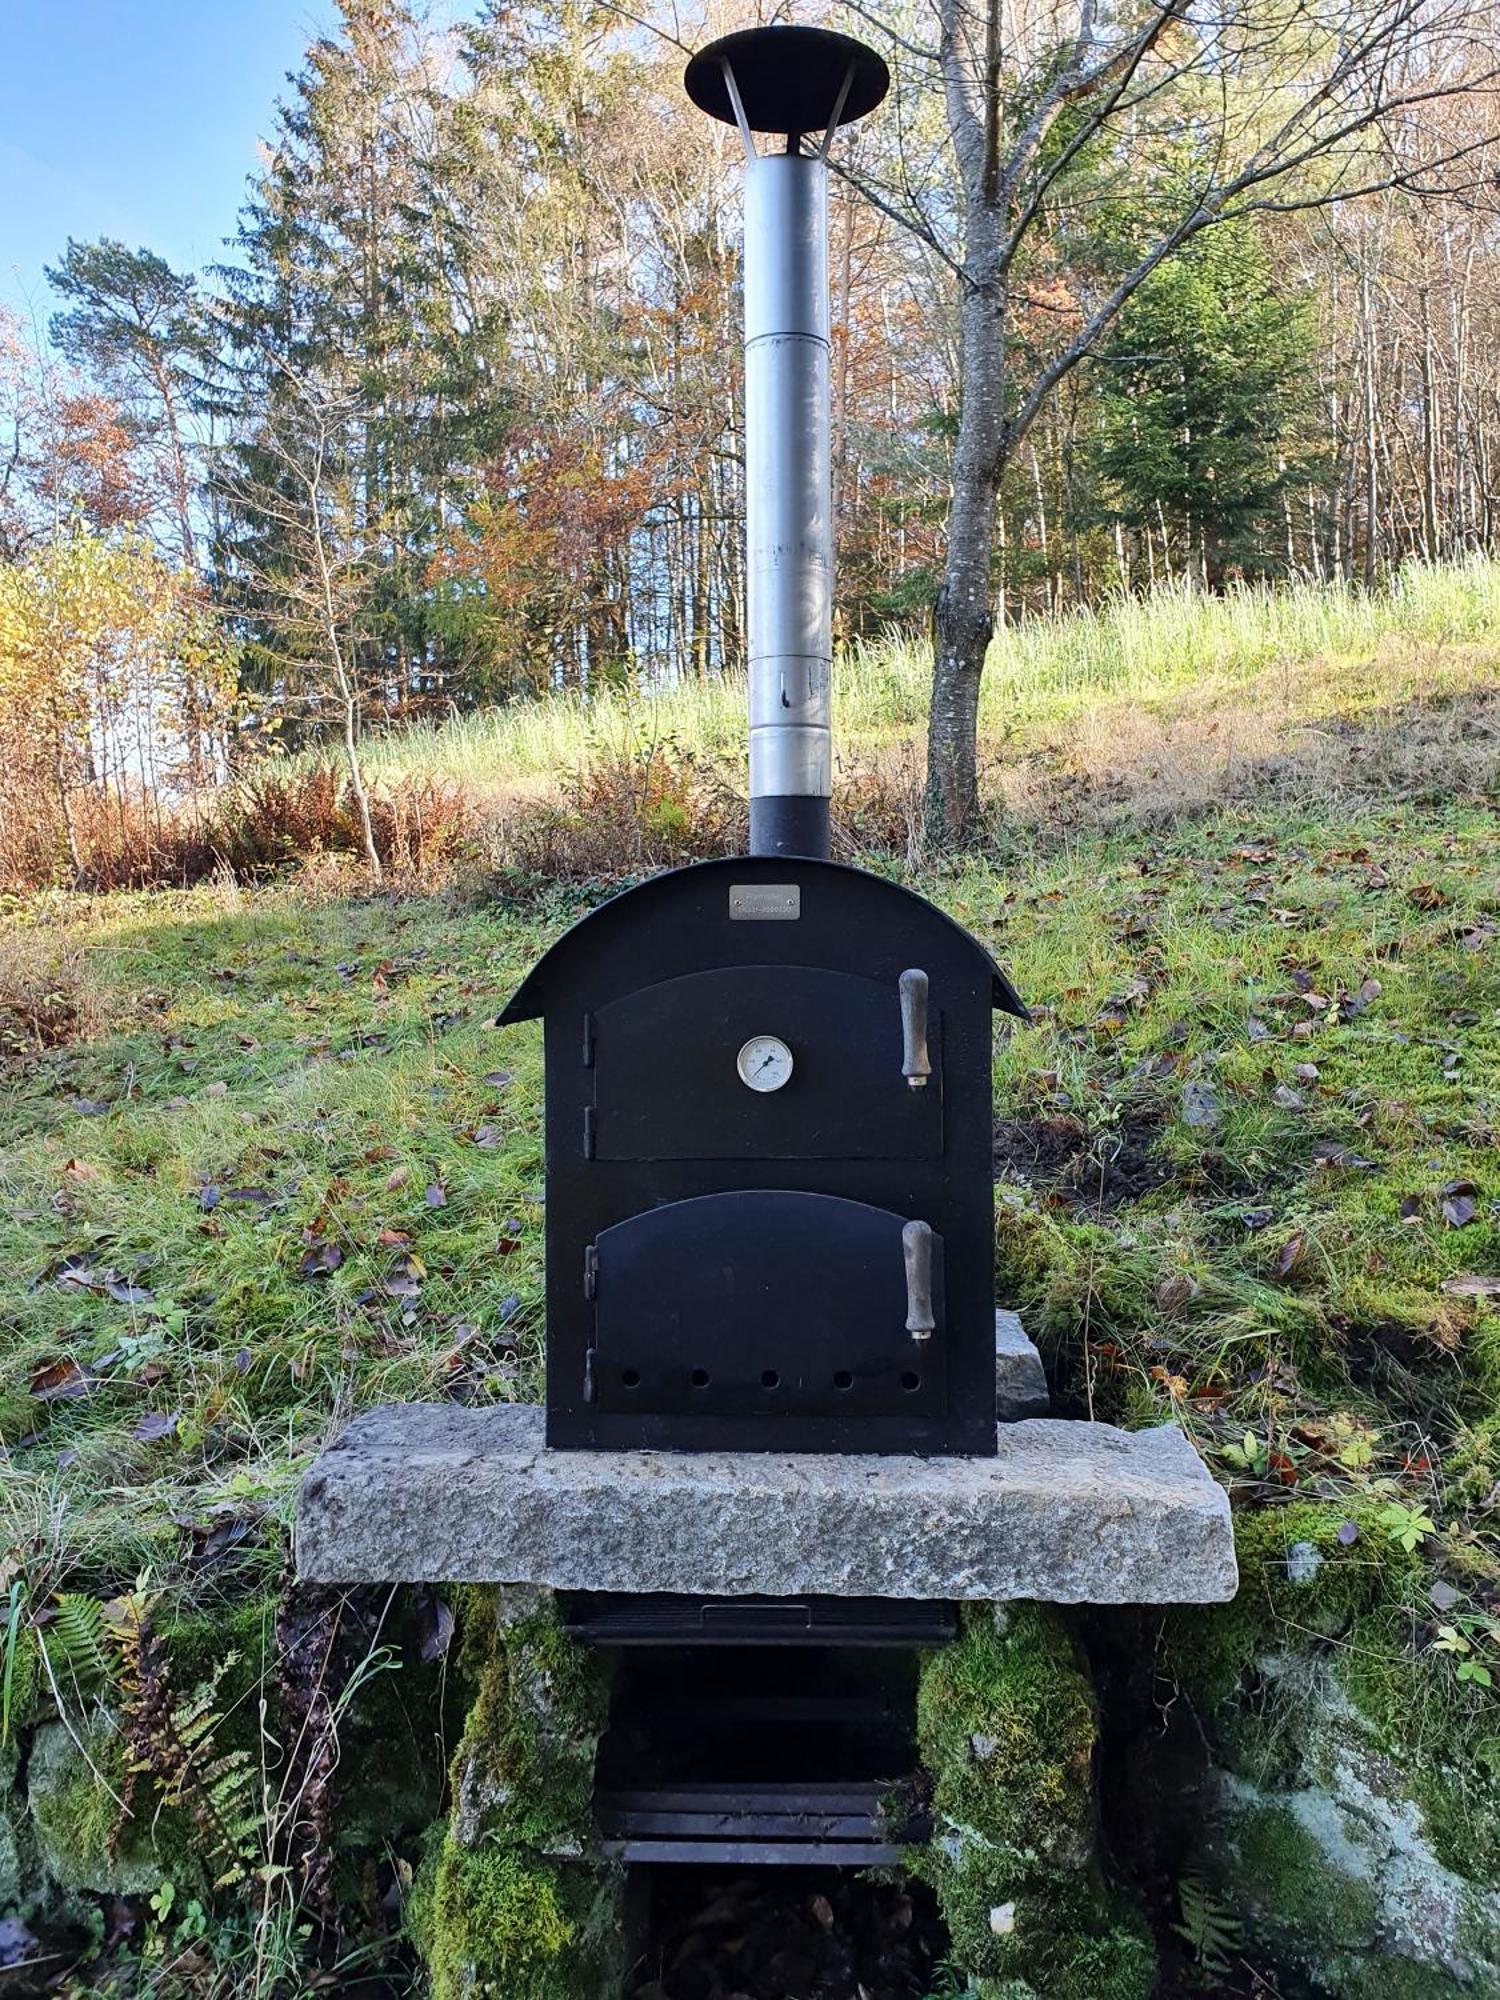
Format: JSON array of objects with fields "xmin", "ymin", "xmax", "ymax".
[
  {"xmin": 629, "ymin": 1870, "xmax": 947, "ymax": 2000},
  {"xmin": 994, "ymin": 1110, "xmax": 1173, "ymax": 1210}
]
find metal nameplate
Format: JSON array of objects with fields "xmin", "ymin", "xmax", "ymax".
[{"xmin": 729, "ymin": 883, "xmax": 801, "ymax": 921}]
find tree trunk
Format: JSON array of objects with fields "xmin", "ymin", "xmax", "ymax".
[{"xmin": 927, "ymin": 261, "xmax": 1005, "ymax": 848}]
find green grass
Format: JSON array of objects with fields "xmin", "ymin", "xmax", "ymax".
[{"xmin": 342, "ymin": 556, "xmax": 1500, "ymax": 794}]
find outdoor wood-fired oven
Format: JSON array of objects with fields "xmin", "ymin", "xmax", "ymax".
[
  {"xmin": 499, "ymin": 23, "xmax": 1026, "ymax": 1462},
  {"xmin": 500, "ymin": 856, "xmax": 1025, "ymax": 1456}
]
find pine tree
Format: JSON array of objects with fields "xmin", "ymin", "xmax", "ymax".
[{"xmin": 1091, "ymin": 222, "xmax": 1320, "ymax": 587}]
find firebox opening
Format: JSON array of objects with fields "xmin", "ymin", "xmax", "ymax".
[{"xmin": 580, "ymin": 1609, "xmax": 948, "ymax": 1869}]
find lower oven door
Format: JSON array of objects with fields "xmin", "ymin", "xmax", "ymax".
[{"xmin": 588, "ymin": 1190, "xmax": 947, "ymax": 1419}]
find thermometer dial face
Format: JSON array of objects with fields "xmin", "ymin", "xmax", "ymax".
[{"xmin": 736, "ymin": 1034, "xmax": 794, "ymax": 1093}]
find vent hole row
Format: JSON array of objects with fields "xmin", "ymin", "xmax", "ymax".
[{"xmin": 617, "ymin": 1367, "xmax": 922, "ymax": 1393}]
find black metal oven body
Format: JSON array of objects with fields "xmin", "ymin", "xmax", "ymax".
[{"xmin": 501, "ymin": 854, "xmax": 1025, "ymax": 1456}]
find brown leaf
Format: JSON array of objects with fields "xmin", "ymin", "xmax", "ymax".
[
  {"xmin": 1441, "ymin": 1274, "xmax": 1500, "ymax": 1297},
  {"xmin": 1408, "ymin": 883, "xmax": 1450, "ymax": 910},
  {"xmin": 496, "ymin": 1236, "xmax": 522, "ymax": 1257},
  {"xmin": 133, "ymin": 1411, "xmax": 179, "ymax": 1443},
  {"xmin": 30, "ymin": 1357, "xmax": 93, "ymax": 1401},
  {"xmin": 385, "ymin": 1165, "xmax": 410, "ymax": 1191},
  {"xmin": 1272, "ymin": 1085, "xmax": 1305, "ymax": 1111},
  {"xmin": 416, "ymin": 1593, "xmax": 456, "ymax": 1664},
  {"xmin": 1155, "ymin": 1273, "xmax": 1199, "ymax": 1313},
  {"xmin": 298, "ymin": 1242, "xmax": 343, "ymax": 1280},
  {"xmin": 60, "ymin": 1158, "xmax": 100, "ymax": 1181},
  {"xmin": 1442, "ymin": 1195, "xmax": 1478, "ymax": 1228},
  {"xmin": 1276, "ymin": 1233, "xmax": 1307, "ymax": 1278}
]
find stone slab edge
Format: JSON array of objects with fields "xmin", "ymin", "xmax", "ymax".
[{"xmin": 296, "ymin": 1405, "xmax": 1238, "ymax": 1605}]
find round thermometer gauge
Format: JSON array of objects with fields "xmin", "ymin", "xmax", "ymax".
[{"xmin": 736, "ymin": 1034, "xmax": 794, "ymax": 1093}]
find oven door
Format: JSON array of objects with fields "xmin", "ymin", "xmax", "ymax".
[
  {"xmin": 589, "ymin": 965, "xmax": 942, "ymax": 1162},
  {"xmin": 588, "ymin": 1190, "xmax": 947, "ymax": 1420}
]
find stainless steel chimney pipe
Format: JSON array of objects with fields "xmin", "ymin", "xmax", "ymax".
[
  {"xmin": 744, "ymin": 148, "xmax": 832, "ymax": 857},
  {"xmin": 684, "ymin": 27, "xmax": 889, "ymax": 860}
]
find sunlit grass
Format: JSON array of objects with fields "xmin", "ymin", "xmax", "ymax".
[{"xmin": 340, "ymin": 556, "xmax": 1500, "ymax": 792}]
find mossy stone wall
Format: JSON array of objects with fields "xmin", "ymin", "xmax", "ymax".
[
  {"xmin": 911, "ymin": 1603, "xmax": 1157, "ymax": 2000},
  {"xmin": 406, "ymin": 1587, "xmax": 626, "ymax": 2000}
]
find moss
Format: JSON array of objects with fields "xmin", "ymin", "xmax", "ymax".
[
  {"xmin": 1234, "ymin": 1804, "xmax": 1378, "ymax": 1950},
  {"xmin": 406, "ymin": 1592, "xmax": 622, "ymax": 2000},
  {"xmin": 1320, "ymin": 1952, "xmax": 1469, "ymax": 2000},
  {"xmin": 1163, "ymin": 1501, "xmax": 1414, "ymax": 1710},
  {"xmin": 910, "ymin": 1606, "xmax": 1156, "ymax": 2000},
  {"xmin": 28, "ymin": 1718, "xmax": 166, "ymax": 1897},
  {"xmin": 407, "ymin": 1834, "xmax": 612, "ymax": 2000}
]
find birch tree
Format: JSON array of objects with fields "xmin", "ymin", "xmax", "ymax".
[{"xmin": 839, "ymin": 0, "xmax": 1500, "ymax": 842}]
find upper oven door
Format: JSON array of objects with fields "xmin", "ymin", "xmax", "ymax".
[
  {"xmin": 588, "ymin": 965, "xmax": 942, "ymax": 1161},
  {"xmin": 588, "ymin": 1189, "xmax": 947, "ymax": 1419}
]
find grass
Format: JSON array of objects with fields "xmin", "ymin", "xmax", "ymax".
[{"xmin": 344, "ymin": 557, "xmax": 1500, "ymax": 817}]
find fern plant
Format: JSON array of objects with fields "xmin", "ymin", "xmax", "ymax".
[
  {"xmin": 2, "ymin": 1580, "xmax": 25, "ymax": 1747},
  {"xmin": 46, "ymin": 1591, "xmax": 110, "ymax": 1693},
  {"xmin": 108, "ymin": 1591, "xmax": 264, "ymax": 1890},
  {"xmin": 1173, "ymin": 1872, "xmax": 1242, "ymax": 1976}
]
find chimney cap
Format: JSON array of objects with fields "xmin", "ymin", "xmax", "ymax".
[{"xmin": 685, "ymin": 25, "xmax": 889, "ymax": 137}]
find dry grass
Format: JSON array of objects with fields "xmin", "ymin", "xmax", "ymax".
[{"xmin": 0, "ymin": 927, "xmax": 107, "ymax": 1063}]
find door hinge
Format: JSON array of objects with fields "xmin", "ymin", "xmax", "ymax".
[
  {"xmin": 581, "ymin": 1012, "xmax": 595, "ymax": 1066},
  {"xmin": 582, "ymin": 1106, "xmax": 596, "ymax": 1158},
  {"xmin": 583, "ymin": 1243, "xmax": 598, "ymax": 1300}
]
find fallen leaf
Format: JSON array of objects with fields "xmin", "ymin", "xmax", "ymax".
[
  {"xmin": 481, "ymin": 1070, "xmax": 514, "ymax": 1088},
  {"xmin": 1313, "ymin": 1144, "xmax": 1378, "ymax": 1171},
  {"xmin": 386, "ymin": 1165, "xmax": 410, "ymax": 1191},
  {"xmin": 1442, "ymin": 1195, "xmax": 1478, "ymax": 1228},
  {"xmin": 60, "ymin": 1158, "xmax": 99, "ymax": 1181},
  {"xmin": 69, "ymin": 1097, "xmax": 111, "ymax": 1117},
  {"xmin": 1180, "ymin": 1079, "xmax": 1221, "ymax": 1130},
  {"xmin": 1241, "ymin": 1208, "xmax": 1273, "ymax": 1231},
  {"xmin": 202, "ymin": 1080, "xmax": 228, "ymax": 1099},
  {"xmin": 133, "ymin": 1411, "xmax": 178, "ymax": 1443},
  {"xmin": 1441, "ymin": 1274, "xmax": 1500, "ymax": 1297},
  {"xmin": 1276, "ymin": 1233, "xmax": 1307, "ymax": 1278},
  {"xmin": 416, "ymin": 1593, "xmax": 456, "ymax": 1664},
  {"xmin": 299, "ymin": 1242, "xmax": 343, "ymax": 1280},
  {"xmin": 496, "ymin": 1236, "xmax": 522, "ymax": 1257},
  {"xmin": 199, "ymin": 1183, "xmax": 221, "ymax": 1211},
  {"xmin": 105, "ymin": 1278, "xmax": 155, "ymax": 1305},
  {"xmin": 1273, "ymin": 1085, "xmax": 1305, "ymax": 1111},
  {"xmin": 1155, "ymin": 1274, "xmax": 1199, "ymax": 1313},
  {"xmin": 424, "ymin": 1183, "xmax": 447, "ymax": 1208},
  {"xmin": 30, "ymin": 1357, "xmax": 93, "ymax": 1402},
  {"xmin": 472, "ymin": 1124, "xmax": 504, "ymax": 1149}
]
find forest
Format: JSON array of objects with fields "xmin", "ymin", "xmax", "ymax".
[{"xmin": 2, "ymin": 0, "xmax": 1499, "ymax": 880}]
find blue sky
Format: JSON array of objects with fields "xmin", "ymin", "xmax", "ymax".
[{"xmin": 0, "ymin": 0, "xmax": 340, "ymax": 328}]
